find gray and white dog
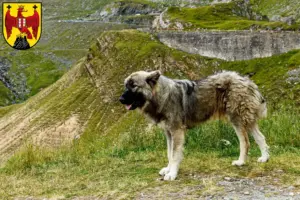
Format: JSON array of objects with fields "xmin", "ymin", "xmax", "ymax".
[{"xmin": 119, "ymin": 70, "xmax": 269, "ymax": 181}]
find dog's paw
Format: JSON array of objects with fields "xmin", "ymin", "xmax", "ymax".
[
  {"xmin": 159, "ymin": 167, "xmax": 170, "ymax": 176},
  {"xmin": 232, "ymin": 160, "xmax": 245, "ymax": 166},
  {"xmin": 163, "ymin": 172, "xmax": 177, "ymax": 181},
  {"xmin": 257, "ymin": 156, "xmax": 269, "ymax": 163}
]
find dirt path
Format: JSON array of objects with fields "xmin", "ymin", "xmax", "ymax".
[
  {"xmin": 13, "ymin": 174, "xmax": 300, "ymax": 200},
  {"xmin": 0, "ymin": 107, "xmax": 43, "ymax": 164},
  {"xmin": 136, "ymin": 175, "xmax": 300, "ymax": 200}
]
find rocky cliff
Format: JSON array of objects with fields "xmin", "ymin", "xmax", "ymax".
[
  {"xmin": 157, "ymin": 31, "xmax": 300, "ymax": 61},
  {"xmin": 90, "ymin": 1, "xmax": 163, "ymax": 26}
]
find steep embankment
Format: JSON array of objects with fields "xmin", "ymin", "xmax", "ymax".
[
  {"xmin": 0, "ymin": 0, "xmax": 144, "ymax": 107},
  {"xmin": 0, "ymin": 29, "xmax": 300, "ymax": 166},
  {"xmin": 0, "ymin": 20, "xmax": 136, "ymax": 107}
]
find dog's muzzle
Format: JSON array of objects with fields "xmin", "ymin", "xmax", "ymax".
[
  {"xmin": 119, "ymin": 89, "xmax": 137, "ymax": 110},
  {"xmin": 119, "ymin": 89, "xmax": 146, "ymax": 110}
]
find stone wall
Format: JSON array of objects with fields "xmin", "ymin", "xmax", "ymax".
[{"xmin": 157, "ymin": 31, "xmax": 300, "ymax": 60}]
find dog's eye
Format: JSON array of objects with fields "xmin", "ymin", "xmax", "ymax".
[{"xmin": 128, "ymin": 80, "xmax": 137, "ymax": 88}]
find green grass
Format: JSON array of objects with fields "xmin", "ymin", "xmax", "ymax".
[
  {"xmin": 0, "ymin": 104, "xmax": 21, "ymax": 118},
  {"xmin": 0, "ymin": 82, "xmax": 13, "ymax": 107},
  {"xmin": 252, "ymin": 0, "xmax": 300, "ymax": 23},
  {"xmin": 166, "ymin": 2, "xmax": 300, "ymax": 30},
  {"xmin": 1, "ymin": 109, "xmax": 300, "ymax": 198},
  {"xmin": 0, "ymin": 30, "xmax": 300, "ymax": 198},
  {"xmin": 0, "ymin": 51, "xmax": 69, "ymax": 101}
]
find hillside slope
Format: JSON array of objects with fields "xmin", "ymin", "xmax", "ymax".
[
  {"xmin": 162, "ymin": 0, "xmax": 300, "ymax": 30},
  {"xmin": 0, "ymin": 30, "xmax": 300, "ymax": 198},
  {"xmin": 0, "ymin": 30, "xmax": 219, "ymax": 164},
  {"xmin": 0, "ymin": 0, "xmax": 300, "ymax": 197},
  {"xmin": 253, "ymin": 0, "xmax": 300, "ymax": 23},
  {"xmin": 0, "ymin": 0, "xmax": 142, "ymax": 107},
  {"xmin": 1, "ymin": 28, "xmax": 300, "ymax": 164},
  {"xmin": 1, "ymin": 0, "xmax": 300, "ymax": 107}
]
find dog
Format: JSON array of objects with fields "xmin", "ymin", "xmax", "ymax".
[{"xmin": 119, "ymin": 70, "xmax": 269, "ymax": 181}]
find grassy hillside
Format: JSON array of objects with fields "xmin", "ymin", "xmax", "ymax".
[
  {"xmin": 0, "ymin": 0, "xmax": 112, "ymax": 20},
  {"xmin": 253, "ymin": 0, "xmax": 300, "ymax": 23},
  {"xmin": 1, "ymin": 0, "xmax": 300, "ymax": 107},
  {"xmin": 0, "ymin": 0, "xmax": 172, "ymax": 107},
  {"xmin": 0, "ymin": 82, "xmax": 13, "ymax": 105},
  {"xmin": 0, "ymin": 12, "xmax": 136, "ymax": 107},
  {"xmin": 165, "ymin": 1, "xmax": 300, "ymax": 30},
  {"xmin": 0, "ymin": 30, "xmax": 300, "ymax": 198}
]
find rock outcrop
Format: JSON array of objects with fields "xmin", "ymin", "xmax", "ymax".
[
  {"xmin": 157, "ymin": 31, "xmax": 300, "ymax": 61},
  {"xmin": 90, "ymin": 1, "xmax": 162, "ymax": 25},
  {"xmin": 0, "ymin": 57, "xmax": 16, "ymax": 104}
]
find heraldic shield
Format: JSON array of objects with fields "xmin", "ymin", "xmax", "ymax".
[{"xmin": 2, "ymin": 2, "xmax": 42, "ymax": 50}]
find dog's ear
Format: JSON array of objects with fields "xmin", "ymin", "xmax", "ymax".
[{"xmin": 146, "ymin": 70, "xmax": 161, "ymax": 88}]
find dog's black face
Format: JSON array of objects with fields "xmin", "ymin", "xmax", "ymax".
[
  {"xmin": 119, "ymin": 80, "xmax": 146, "ymax": 110},
  {"xmin": 119, "ymin": 88, "xmax": 146, "ymax": 110}
]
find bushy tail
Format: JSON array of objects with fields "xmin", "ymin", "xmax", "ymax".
[{"xmin": 258, "ymin": 99, "xmax": 267, "ymax": 118}]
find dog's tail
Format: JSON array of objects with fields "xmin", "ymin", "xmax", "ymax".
[
  {"xmin": 258, "ymin": 97, "xmax": 267, "ymax": 119},
  {"xmin": 249, "ymin": 81, "xmax": 267, "ymax": 119}
]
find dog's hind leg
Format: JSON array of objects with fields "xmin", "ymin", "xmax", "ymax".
[
  {"xmin": 159, "ymin": 130, "xmax": 172, "ymax": 176},
  {"xmin": 163, "ymin": 128, "xmax": 185, "ymax": 181},
  {"xmin": 232, "ymin": 125, "xmax": 249, "ymax": 166},
  {"xmin": 250, "ymin": 123, "xmax": 269, "ymax": 163}
]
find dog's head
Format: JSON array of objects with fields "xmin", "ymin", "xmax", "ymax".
[{"xmin": 119, "ymin": 70, "xmax": 161, "ymax": 110}]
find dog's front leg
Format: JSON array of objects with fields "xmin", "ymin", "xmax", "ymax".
[
  {"xmin": 163, "ymin": 128, "xmax": 185, "ymax": 181},
  {"xmin": 159, "ymin": 130, "xmax": 172, "ymax": 176}
]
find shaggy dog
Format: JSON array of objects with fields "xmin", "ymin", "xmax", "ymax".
[{"xmin": 119, "ymin": 70, "xmax": 269, "ymax": 180}]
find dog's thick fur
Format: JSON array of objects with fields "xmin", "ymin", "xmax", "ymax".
[{"xmin": 120, "ymin": 70, "xmax": 269, "ymax": 180}]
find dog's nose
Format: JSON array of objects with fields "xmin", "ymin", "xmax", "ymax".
[{"xmin": 119, "ymin": 96, "xmax": 125, "ymax": 104}]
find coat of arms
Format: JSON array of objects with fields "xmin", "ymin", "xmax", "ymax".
[{"xmin": 3, "ymin": 2, "xmax": 42, "ymax": 50}]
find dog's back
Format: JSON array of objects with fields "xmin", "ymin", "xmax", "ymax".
[{"xmin": 204, "ymin": 71, "xmax": 267, "ymax": 125}]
